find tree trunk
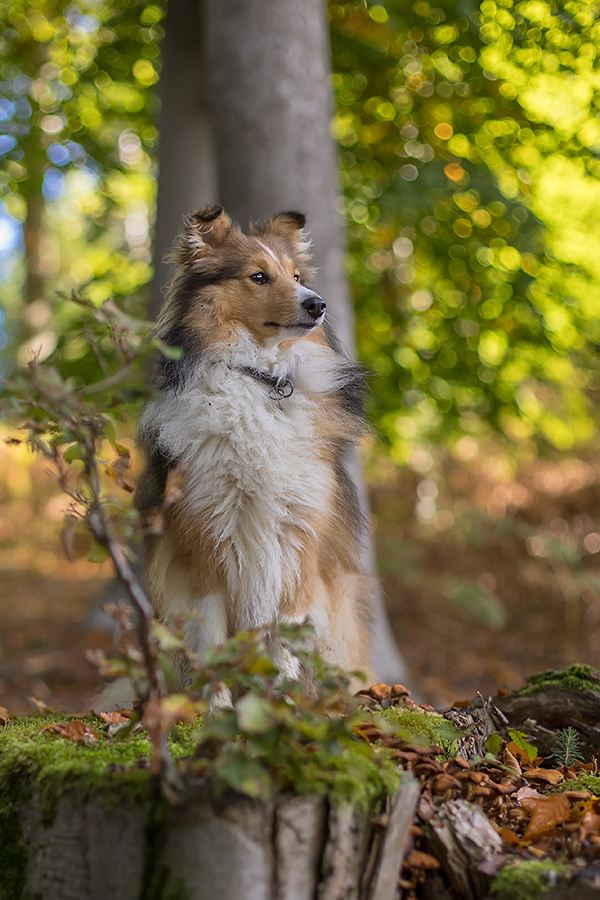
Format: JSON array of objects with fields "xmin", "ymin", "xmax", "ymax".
[
  {"xmin": 150, "ymin": 0, "xmax": 218, "ymax": 318},
  {"xmin": 203, "ymin": 0, "xmax": 352, "ymax": 350},
  {"xmin": 150, "ymin": 0, "xmax": 406, "ymax": 685}
]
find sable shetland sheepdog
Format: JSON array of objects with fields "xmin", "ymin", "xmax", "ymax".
[{"xmin": 135, "ymin": 206, "xmax": 372, "ymax": 687}]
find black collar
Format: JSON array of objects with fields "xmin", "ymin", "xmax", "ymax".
[{"xmin": 235, "ymin": 366, "xmax": 294, "ymax": 404}]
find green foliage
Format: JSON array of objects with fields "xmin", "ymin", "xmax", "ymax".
[
  {"xmin": 508, "ymin": 729, "xmax": 537, "ymax": 762},
  {"xmin": 1, "ymin": 292, "xmax": 158, "ymax": 549},
  {"xmin": 330, "ymin": 0, "xmax": 600, "ymax": 457},
  {"xmin": 553, "ymin": 726, "xmax": 584, "ymax": 768},
  {"xmin": 189, "ymin": 623, "xmax": 401, "ymax": 808},
  {"xmin": 486, "ymin": 732, "xmax": 503, "ymax": 754},
  {"xmin": 491, "ymin": 859, "xmax": 570, "ymax": 900},
  {"xmin": 0, "ymin": 625, "xmax": 402, "ymax": 832},
  {"xmin": 0, "ymin": 0, "xmax": 163, "ymax": 379},
  {"xmin": 516, "ymin": 663, "xmax": 600, "ymax": 696}
]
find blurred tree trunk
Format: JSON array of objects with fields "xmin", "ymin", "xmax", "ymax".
[
  {"xmin": 151, "ymin": 0, "xmax": 407, "ymax": 684},
  {"xmin": 150, "ymin": 0, "xmax": 217, "ymax": 317}
]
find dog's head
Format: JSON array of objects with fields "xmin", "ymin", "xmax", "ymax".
[{"xmin": 160, "ymin": 206, "xmax": 326, "ymax": 349}]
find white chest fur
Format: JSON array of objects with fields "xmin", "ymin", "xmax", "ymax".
[{"xmin": 140, "ymin": 338, "xmax": 340, "ymax": 628}]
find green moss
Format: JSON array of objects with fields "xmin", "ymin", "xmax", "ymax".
[
  {"xmin": 0, "ymin": 715, "xmax": 202, "ymax": 896},
  {"xmin": 491, "ymin": 860, "xmax": 570, "ymax": 900},
  {"xmin": 516, "ymin": 664, "xmax": 600, "ymax": 697},
  {"xmin": 0, "ymin": 716, "xmax": 202, "ymax": 827},
  {"xmin": 556, "ymin": 773, "xmax": 600, "ymax": 796},
  {"xmin": 378, "ymin": 707, "xmax": 460, "ymax": 758},
  {"xmin": 274, "ymin": 745, "xmax": 401, "ymax": 810}
]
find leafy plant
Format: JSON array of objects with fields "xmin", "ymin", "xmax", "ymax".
[
  {"xmin": 553, "ymin": 727, "xmax": 584, "ymax": 768},
  {"xmin": 186, "ymin": 623, "xmax": 400, "ymax": 808}
]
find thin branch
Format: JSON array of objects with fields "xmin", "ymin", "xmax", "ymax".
[{"xmin": 80, "ymin": 362, "xmax": 135, "ymax": 396}]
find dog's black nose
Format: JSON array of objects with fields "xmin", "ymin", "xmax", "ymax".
[{"xmin": 302, "ymin": 295, "xmax": 326, "ymax": 319}]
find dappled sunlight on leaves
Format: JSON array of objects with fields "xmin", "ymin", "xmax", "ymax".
[{"xmin": 330, "ymin": 0, "xmax": 600, "ymax": 459}]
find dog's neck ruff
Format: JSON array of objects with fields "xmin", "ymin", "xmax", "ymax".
[{"xmin": 234, "ymin": 365, "xmax": 294, "ymax": 405}]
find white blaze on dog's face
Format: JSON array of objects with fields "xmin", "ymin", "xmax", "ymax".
[{"xmin": 164, "ymin": 206, "xmax": 326, "ymax": 349}]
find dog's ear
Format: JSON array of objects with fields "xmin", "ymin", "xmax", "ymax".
[
  {"xmin": 251, "ymin": 211, "xmax": 311, "ymax": 261},
  {"xmin": 255, "ymin": 211, "xmax": 306, "ymax": 236},
  {"xmin": 174, "ymin": 206, "xmax": 233, "ymax": 266}
]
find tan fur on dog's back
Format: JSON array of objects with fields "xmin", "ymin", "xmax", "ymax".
[{"xmin": 135, "ymin": 206, "xmax": 372, "ymax": 682}]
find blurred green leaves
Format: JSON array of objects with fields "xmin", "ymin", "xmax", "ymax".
[
  {"xmin": 0, "ymin": 0, "xmax": 163, "ymax": 375},
  {"xmin": 330, "ymin": 0, "xmax": 600, "ymax": 459}
]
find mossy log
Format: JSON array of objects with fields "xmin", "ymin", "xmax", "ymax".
[{"xmin": 2, "ymin": 770, "xmax": 419, "ymax": 900}]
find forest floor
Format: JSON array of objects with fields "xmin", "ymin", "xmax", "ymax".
[{"xmin": 2, "ymin": 433, "xmax": 600, "ymax": 713}]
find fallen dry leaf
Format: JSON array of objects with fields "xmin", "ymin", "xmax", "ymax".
[
  {"xmin": 43, "ymin": 719, "xmax": 99, "ymax": 744},
  {"xmin": 523, "ymin": 794, "xmax": 570, "ymax": 842},
  {"xmin": 527, "ymin": 840, "xmax": 551, "ymax": 859},
  {"xmin": 498, "ymin": 827, "xmax": 521, "ymax": 846},
  {"xmin": 516, "ymin": 785, "xmax": 543, "ymax": 813},
  {"xmin": 506, "ymin": 740, "xmax": 533, "ymax": 766},
  {"xmin": 99, "ymin": 711, "xmax": 129, "ymax": 724},
  {"xmin": 503, "ymin": 747, "xmax": 521, "ymax": 775},
  {"xmin": 28, "ymin": 696, "xmax": 53, "ymax": 715}
]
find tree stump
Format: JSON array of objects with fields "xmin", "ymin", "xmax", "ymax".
[{"xmin": 4, "ymin": 775, "xmax": 419, "ymax": 900}]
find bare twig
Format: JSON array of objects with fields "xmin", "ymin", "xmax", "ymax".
[{"xmin": 80, "ymin": 363, "xmax": 135, "ymax": 396}]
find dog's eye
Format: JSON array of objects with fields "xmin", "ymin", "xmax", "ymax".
[
  {"xmin": 250, "ymin": 271, "xmax": 268, "ymax": 285},
  {"xmin": 294, "ymin": 273, "xmax": 300, "ymax": 282}
]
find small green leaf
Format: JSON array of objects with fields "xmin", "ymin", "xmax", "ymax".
[
  {"xmin": 155, "ymin": 340, "xmax": 184, "ymax": 360},
  {"xmin": 236, "ymin": 694, "xmax": 274, "ymax": 735},
  {"xmin": 508, "ymin": 729, "xmax": 538, "ymax": 762},
  {"xmin": 64, "ymin": 444, "xmax": 86, "ymax": 462},
  {"xmin": 486, "ymin": 733, "xmax": 503, "ymax": 755},
  {"xmin": 151, "ymin": 621, "xmax": 185, "ymax": 652},
  {"xmin": 431, "ymin": 719, "xmax": 465, "ymax": 741},
  {"xmin": 216, "ymin": 754, "xmax": 272, "ymax": 798},
  {"xmin": 88, "ymin": 542, "xmax": 110, "ymax": 563}
]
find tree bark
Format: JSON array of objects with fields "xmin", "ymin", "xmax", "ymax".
[
  {"xmin": 13, "ymin": 780, "xmax": 420, "ymax": 900},
  {"xmin": 203, "ymin": 0, "xmax": 353, "ymax": 349},
  {"xmin": 151, "ymin": 0, "xmax": 217, "ymax": 317}
]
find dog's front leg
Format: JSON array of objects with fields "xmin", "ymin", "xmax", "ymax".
[{"xmin": 183, "ymin": 591, "xmax": 233, "ymax": 709}]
